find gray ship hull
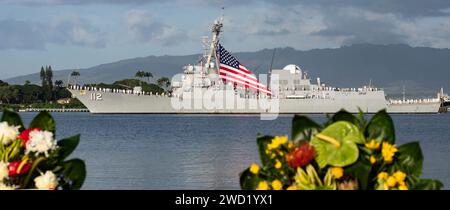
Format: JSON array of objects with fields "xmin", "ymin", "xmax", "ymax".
[
  {"xmin": 386, "ymin": 103, "xmax": 442, "ymax": 113},
  {"xmin": 69, "ymin": 89, "xmax": 440, "ymax": 114}
]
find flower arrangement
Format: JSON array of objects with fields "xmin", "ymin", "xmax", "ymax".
[
  {"xmin": 0, "ymin": 110, "xmax": 86, "ymax": 190},
  {"xmin": 240, "ymin": 110, "xmax": 443, "ymax": 190}
]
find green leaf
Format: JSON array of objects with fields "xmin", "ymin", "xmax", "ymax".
[
  {"xmin": 330, "ymin": 110, "xmax": 359, "ymax": 125},
  {"xmin": 291, "ymin": 115, "xmax": 321, "ymax": 142},
  {"xmin": 344, "ymin": 159, "xmax": 372, "ymax": 190},
  {"xmin": 396, "ymin": 142, "xmax": 423, "ymax": 177},
  {"xmin": 29, "ymin": 111, "xmax": 55, "ymax": 133},
  {"xmin": 311, "ymin": 121, "xmax": 363, "ymax": 168},
  {"xmin": 61, "ymin": 159, "xmax": 86, "ymax": 190},
  {"xmin": 240, "ymin": 168, "xmax": 260, "ymax": 190},
  {"xmin": 365, "ymin": 109, "xmax": 395, "ymax": 144},
  {"xmin": 257, "ymin": 135, "xmax": 274, "ymax": 167},
  {"xmin": 1, "ymin": 109, "xmax": 25, "ymax": 132},
  {"xmin": 57, "ymin": 135, "xmax": 80, "ymax": 160},
  {"xmin": 412, "ymin": 179, "xmax": 443, "ymax": 190},
  {"xmin": 328, "ymin": 109, "xmax": 366, "ymax": 130}
]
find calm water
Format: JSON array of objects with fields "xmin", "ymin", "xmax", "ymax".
[{"xmin": 15, "ymin": 113, "xmax": 450, "ymax": 190}]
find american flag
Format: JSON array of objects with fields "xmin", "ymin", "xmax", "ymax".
[{"xmin": 216, "ymin": 44, "xmax": 272, "ymax": 95}]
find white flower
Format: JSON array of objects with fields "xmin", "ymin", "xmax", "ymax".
[
  {"xmin": 0, "ymin": 182, "xmax": 17, "ymax": 190},
  {"xmin": 25, "ymin": 130, "xmax": 57, "ymax": 157},
  {"xmin": 0, "ymin": 122, "xmax": 20, "ymax": 145},
  {"xmin": 34, "ymin": 171, "xmax": 58, "ymax": 190},
  {"xmin": 0, "ymin": 162, "xmax": 8, "ymax": 181}
]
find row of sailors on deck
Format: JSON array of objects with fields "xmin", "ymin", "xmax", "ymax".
[
  {"xmin": 389, "ymin": 98, "xmax": 440, "ymax": 104},
  {"xmin": 69, "ymin": 85, "xmax": 168, "ymax": 96},
  {"xmin": 281, "ymin": 86, "xmax": 380, "ymax": 92}
]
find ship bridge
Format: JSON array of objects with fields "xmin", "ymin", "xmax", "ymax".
[{"xmin": 270, "ymin": 64, "xmax": 323, "ymax": 98}]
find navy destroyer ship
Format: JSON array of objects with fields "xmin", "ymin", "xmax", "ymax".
[{"xmin": 68, "ymin": 17, "xmax": 443, "ymax": 114}]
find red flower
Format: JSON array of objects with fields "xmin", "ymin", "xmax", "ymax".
[
  {"xmin": 18, "ymin": 128, "xmax": 41, "ymax": 146},
  {"xmin": 8, "ymin": 160, "xmax": 32, "ymax": 177},
  {"xmin": 286, "ymin": 142, "xmax": 316, "ymax": 168}
]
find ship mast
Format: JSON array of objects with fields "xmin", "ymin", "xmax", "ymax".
[
  {"xmin": 402, "ymin": 86, "xmax": 406, "ymax": 101},
  {"xmin": 205, "ymin": 16, "xmax": 223, "ymax": 74},
  {"xmin": 268, "ymin": 48, "xmax": 276, "ymax": 90}
]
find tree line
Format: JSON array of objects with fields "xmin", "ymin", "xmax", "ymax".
[
  {"xmin": 134, "ymin": 70, "xmax": 171, "ymax": 91},
  {"xmin": 82, "ymin": 70, "xmax": 171, "ymax": 95},
  {"xmin": 0, "ymin": 65, "xmax": 71, "ymax": 106},
  {"xmin": 1, "ymin": 67, "xmax": 173, "ymax": 109}
]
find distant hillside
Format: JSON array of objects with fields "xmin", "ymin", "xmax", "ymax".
[
  {"xmin": 5, "ymin": 54, "xmax": 199, "ymax": 87},
  {"xmin": 6, "ymin": 44, "xmax": 450, "ymax": 98}
]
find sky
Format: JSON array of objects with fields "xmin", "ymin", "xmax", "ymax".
[{"xmin": 1, "ymin": 0, "xmax": 450, "ymax": 79}]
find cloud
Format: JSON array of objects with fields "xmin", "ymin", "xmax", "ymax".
[
  {"xmin": 47, "ymin": 17, "xmax": 106, "ymax": 47},
  {"xmin": 125, "ymin": 10, "xmax": 186, "ymax": 46},
  {"xmin": 0, "ymin": 0, "xmax": 163, "ymax": 6},
  {"xmin": 0, "ymin": 16, "xmax": 105, "ymax": 50},
  {"xmin": 396, "ymin": 16, "xmax": 450, "ymax": 48},
  {"xmin": 219, "ymin": 1, "xmax": 450, "ymax": 49},
  {"xmin": 226, "ymin": 5, "xmax": 323, "ymax": 38},
  {"xmin": 2, "ymin": 0, "xmax": 450, "ymax": 50},
  {"xmin": 263, "ymin": 0, "xmax": 450, "ymax": 18},
  {"xmin": 3, "ymin": 0, "xmax": 450, "ymax": 18},
  {"xmin": 313, "ymin": 8, "xmax": 408, "ymax": 45},
  {"xmin": 312, "ymin": 7, "xmax": 450, "ymax": 48},
  {"xmin": 0, "ymin": 19, "xmax": 46, "ymax": 50}
]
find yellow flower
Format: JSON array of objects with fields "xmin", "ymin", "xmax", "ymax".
[
  {"xmin": 274, "ymin": 159, "xmax": 282, "ymax": 169},
  {"xmin": 286, "ymin": 185, "xmax": 297, "ymax": 190},
  {"xmin": 365, "ymin": 140, "xmax": 381, "ymax": 150},
  {"xmin": 271, "ymin": 180, "xmax": 283, "ymax": 190},
  {"xmin": 377, "ymin": 172, "xmax": 388, "ymax": 180},
  {"xmin": 256, "ymin": 181, "xmax": 269, "ymax": 190},
  {"xmin": 267, "ymin": 136, "xmax": 288, "ymax": 150},
  {"xmin": 277, "ymin": 136, "xmax": 288, "ymax": 144},
  {"xmin": 381, "ymin": 142, "xmax": 398, "ymax": 164},
  {"xmin": 288, "ymin": 143, "xmax": 295, "ymax": 150},
  {"xmin": 386, "ymin": 176, "xmax": 397, "ymax": 187},
  {"xmin": 398, "ymin": 178, "xmax": 408, "ymax": 190},
  {"xmin": 249, "ymin": 164, "xmax": 260, "ymax": 175},
  {"xmin": 370, "ymin": 155, "xmax": 377, "ymax": 164},
  {"xmin": 331, "ymin": 167, "xmax": 344, "ymax": 179},
  {"xmin": 398, "ymin": 185, "xmax": 408, "ymax": 190},
  {"xmin": 393, "ymin": 170, "xmax": 406, "ymax": 182},
  {"xmin": 278, "ymin": 151, "xmax": 284, "ymax": 156},
  {"xmin": 271, "ymin": 153, "xmax": 276, "ymax": 159}
]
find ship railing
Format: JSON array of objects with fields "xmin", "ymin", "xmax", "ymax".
[
  {"xmin": 318, "ymin": 87, "xmax": 381, "ymax": 92},
  {"xmin": 68, "ymin": 85, "xmax": 170, "ymax": 97},
  {"xmin": 388, "ymin": 98, "xmax": 440, "ymax": 104}
]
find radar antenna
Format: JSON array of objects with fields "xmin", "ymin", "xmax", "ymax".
[
  {"xmin": 205, "ymin": 14, "xmax": 224, "ymax": 74},
  {"xmin": 200, "ymin": 36, "xmax": 209, "ymax": 63}
]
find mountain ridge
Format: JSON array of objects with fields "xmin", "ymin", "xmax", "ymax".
[{"xmin": 5, "ymin": 43, "xmax": 450, "ymax": 97}]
